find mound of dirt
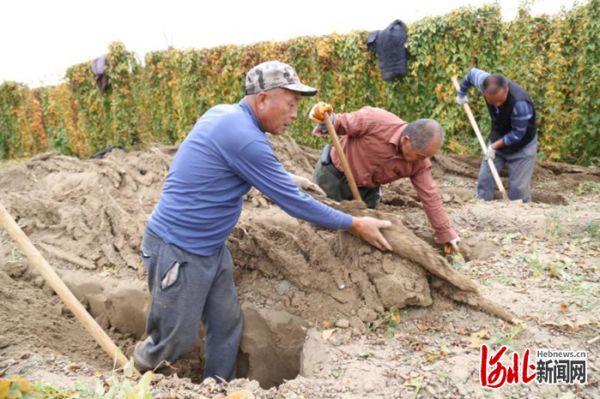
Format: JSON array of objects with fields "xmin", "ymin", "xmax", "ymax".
[
  {"xmin": 1, "ymin": 135, "xmax": 599, "ymax": 389},
  {"xmin": 0, "ymin": 136, "xmax": 517, "ymax": 323}
]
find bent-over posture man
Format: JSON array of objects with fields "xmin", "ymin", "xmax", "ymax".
[
  {"xmin": 310, "ymin": 103, "xmax": 460, "ymax": 249},
  {"xmin": 456, "ymin": 68, "xmax": 537, "ymax": 201}
]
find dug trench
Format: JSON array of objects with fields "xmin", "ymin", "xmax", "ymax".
[
  {"xmin": 0, "ymin": 135, "xmax": 598, "ymax": 390},
  {"xmin": 41, "ymin": 267, "xmax": 312, "ymax": 388},
  {"xmin": 0, "ymin": 202, "xmax": 499, "ymax": 389}
]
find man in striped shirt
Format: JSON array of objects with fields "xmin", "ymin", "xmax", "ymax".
[{"xmin": 456, "ymin": 68, "xmax": 537, "ymax": 202}]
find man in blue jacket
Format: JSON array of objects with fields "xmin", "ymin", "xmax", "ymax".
[
  {"xmin": 133, "ymin": 61, "xmax": 392, "ymax": 381},
  {"xmin": 456, "ymin": 68, "xmax": 537, "ymax": 202}
]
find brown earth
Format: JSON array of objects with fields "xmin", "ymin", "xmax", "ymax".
[{"xmin": 0, "ymin": 135, "xmax": 598, "ymax": 398}]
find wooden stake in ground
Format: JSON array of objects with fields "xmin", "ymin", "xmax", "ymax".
[
  {"xmin": 451, "ymin": 76, "xmax": 508, "ymax": 201},
  {"xmin": 0, "ymin": 201, "xmax": 131, "ymax": 371}
]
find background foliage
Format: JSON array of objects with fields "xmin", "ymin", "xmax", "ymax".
[{"xmin": 0, "ymin": 1, "xmax": 598, "ymax": 164}]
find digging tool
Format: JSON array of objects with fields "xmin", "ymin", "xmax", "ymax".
[
  {"xmin": 451, "ymin": 76, "xmax": 508, "ymax": 201},
  {"xmin": 0, "ymin": 201, "xmax": 132, "ymax": 372},
  {"xmin": 321, "ymin": 110, "xmax": 363, "ymax": 203}
]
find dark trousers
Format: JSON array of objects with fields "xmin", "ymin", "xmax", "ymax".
[
  {"xmin": 312, "ymin": 146, "xmax": 381, "ymax": 209},
  {"xmin": 134, "ymin": 227, "xmax": 243, "ymax": 381},
  {"xmin": 477, "ymin": 137, "xmax": 537, "ymax": 202}
]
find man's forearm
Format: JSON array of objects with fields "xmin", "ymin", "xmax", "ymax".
[
  {"xmin": 491, "ymin": 138, "xmax": 505, "ymax": 150},
  {"xmin": 411, "ymin": 169, "xmax": 458, "ymax": 243}
]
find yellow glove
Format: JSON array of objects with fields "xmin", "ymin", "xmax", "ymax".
[{"xmin": 309, "ymin": 102, "xmax": 333, "ymax": 123}]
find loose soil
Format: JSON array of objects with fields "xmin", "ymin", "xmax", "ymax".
[{"xmin": 0, "ymin": 136, "xmax": 598, "ymax": 398}]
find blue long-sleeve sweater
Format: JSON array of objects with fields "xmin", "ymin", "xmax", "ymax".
[{"xmin": 148, "ymin": 98, "xmax": 352, "ymax": 256}]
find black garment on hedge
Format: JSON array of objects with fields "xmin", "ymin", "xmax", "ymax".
[{"xmin": 367, "ymin": 20, "xmax": 408, "ymax": 81}]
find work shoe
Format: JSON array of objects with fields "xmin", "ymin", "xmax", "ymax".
[
  {"xmin": 133, "ymin": 341, "xmax": 155, "ymax": 373},
  {"xmin": 133, "ymin": 339, "xmax": 176, "ymax": 374}
]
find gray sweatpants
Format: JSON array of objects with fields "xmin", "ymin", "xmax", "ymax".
[
  {"xmin": 477, "ymin": 138, "xmax": 537, "ymax": 202},
  {"xmin": 134, "ymin": 227, "xmax": 243, "ymax": 381}
]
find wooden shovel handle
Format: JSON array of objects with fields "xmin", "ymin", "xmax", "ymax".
[
  {"xmin": 451, "ymin": 76, "xmax": 508, "ymax": 201},
  {"xmin": 323, "ymin": 115, "xmax": 363, "ymax": 203},
  {"xmin": 0, "ymin": 201, "xmax": 131, "ymax": 370}
]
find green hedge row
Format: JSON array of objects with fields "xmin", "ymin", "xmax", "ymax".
[{"xmin": 0, "ymin": 1, "xmax": 598, "ymax": 164}]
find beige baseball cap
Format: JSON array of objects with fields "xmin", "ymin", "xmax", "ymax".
[{"xmin": 245, "ymin": 60, "xmax": 318, "ymax": 96}]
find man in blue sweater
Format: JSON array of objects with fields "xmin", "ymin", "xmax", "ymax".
[
  {"xmin": 133, "ymin": 61, "xmax": 392, "ymax": 381},
  {"xmin": 456, "ymin": 68, "xmax": 537, "ymax": 202}
]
